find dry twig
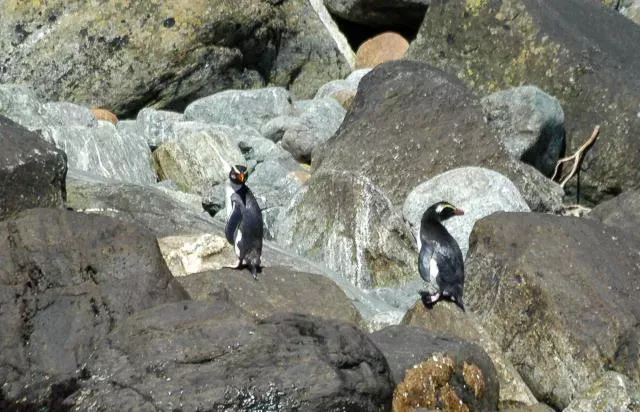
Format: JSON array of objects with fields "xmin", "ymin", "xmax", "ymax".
[{"xmin": 552, "ymin": 125, "xmax": 600, "ymax": 187}]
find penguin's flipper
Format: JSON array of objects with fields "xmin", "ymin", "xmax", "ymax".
[{"xmin": 224, "ymin": 194, "xmax": 245, "ymax": 244}]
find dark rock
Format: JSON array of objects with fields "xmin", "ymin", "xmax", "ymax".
[
  {"xmin": 313, "ymin": 60, "xmax": 562, "ymax": 212},
  {"xmin": 0, "ymin": 209, "xmax": 188, "ymax": 409},
  {"xmin": 0, "ymin": 115, "xmax": 67, "ymax": 221},
  {"xmin": 66, "ymin": 301, "xmax": 394, "ymax": 411},
  {"xmin": 407, "ymin": 0, "xmax": 640, "ymax": 204},
  {"xmin": 588, "ymin": 189, "xmax": 640, "ymax": 237},
  {"xmin": 324, "ymin": 0, "xmax": 429, "ymax": 28},
  {"xmin": 370, "ymin": 325, "xmax": 498, "ymax": 412},
  {"xmin": 177, "ymin": 265, "xmax": 364, "ymax": 327},
  {"xmin": 465, "ymin": 212, "xmax": 640, "ymax": 409}
]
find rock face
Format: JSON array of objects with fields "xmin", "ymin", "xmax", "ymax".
[
  {"xmin": 0, "ymin": 115, "xmax": 67, "ymax": 221},
  {"xmin": 177, "ymin": 266, "xmax": 363, "ymax": 326},
  {"xmin": 324, "ymin": 0, "xmax": 429, "ymax": 28},
  {"xmin": 355, "ymin": 32, "xmax": 409, "ymax": 69},
  {"xmin": 564, "ymin": 371, "xmax": 640, "ymax": 412},
  {"xmin": 313, "ymin": 60, "xmax": 562, "ymax": 212},
  {"xmin": 0, "ymin": 0, "xmax": 349, "ymax": 115},
  {"xmin": 465, "ymin": 212, "xmax": 640, "ymax": 409},
  {"xmin": 481, "ymin": 85, "xmax": 566, "ymax": 178},
  {"xmin": 158, "ymin": 233, "xmax": 236, "ymax": 277},
  {"xmin": 588, "ymin": 189, "xmax": 640, "ymax": 236},
  {"xmin": 67, "ymin": 302, "xmax": 394, "ymax": 411},
  {"xmin": 403, "ymin": 167, "xmax": 530, "ymax": 259},
  {"xmin": 370, "ymin": 325, "xmax": 499, "ymax": 412},
  {"xmin": 0, "ymin": 209, "xmax": 188, "ymax": 409},
  {"xmin": 275, "ymin": 169, "xmax": 418, "ymax": 289},
  {"xmin": 407, "ymin": 0, "xmax": 640, "ymax": 203}
]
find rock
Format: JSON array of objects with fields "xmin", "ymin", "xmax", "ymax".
[
  {"xmin": 407, "ymin": 0, "xmax": 640, "ymax": 204},
  {"xmin": 403, "ymin": 167, "xmax": 530, "ymax": 259},
  {"xmin": 402, "ymin": 300, "xmax": 539, "ymax": 408},
  {"xmin": 324, "ymin": 0, "xmax": 429, "ymax": 28},
  {"xmin": 0, "ymin": 115, "xmax": 67, "ymax": 221},
  {"xmin": 308, "ymin": 0, "xmax": 356, "ymax": 68},
  {"xmin": 184, "ymin": 87, "xmax": 294, "ymax": 131},
  {"xmin": 0, "ymin": 0, "xmax": 349, "ymax": 115},
  {"xmin": 40, "ymin": 121, "xmax": 156, "ymax": 185},
  {"xmin": 0, "ymin": 209, "xmax": 188, "ymax": 409},
  {"xmin": 134, "ymin": 107, "xmax": 184, "ymax": 148},
  {"xmin": 587, "ymin": 189, "xmax": 640, "ymax": 237},
  {"xmin": 280, "ymin": 97, "xmax": 346, "ymax": 162},
  {"xmin": 481, "ymin": 85, "xmax": 566, "ymax": 177},
  {"xmin": 158, "ymin": 233, "xmax": 235, "ymax": 277},
  {"xmin": 275, "ymin": 169, "xmax": 417, "ymax": 289},
  {"xmin": 0, "ymin": 83, "xmax": 50, "ymax": 130},
  {"xmin": 355, "ymin": 32, "xmax": 409, "ymax": 69},
  {"xmin": 90, "ymin": 108, "xmax": 118, "ymax": 124},
  {"xmin": 153, "ymin": 130, "xmax": 245, "ymax": 195},
  {"xmin": 314, "ymin": 68, "xmax": 372, "ymax": 100},
  {"xmin": 501, "ymin": 404, "xmax": 555, "ymax": 412},
  {"xmin": 564, "ymin": 371, "xmax": 640, "ymax": 412},
  {"xmin": 313, "ymin": 60, "xmax": 562, "ymax": 212},
  {"xmin": 65, "ymin": 170, "xmax": 220, "ymax": 236},
  {"xmin": 177, "ymin": 266, "xmax": 364, "ymax": 326},
  {"xmin": 42, "ymin": 102, "xmax": 97, "ymax": 127},
  {"xmin": 465, "ymin": 212, "xmax": 640, "ymax": 409},
  {"xmin": 229, "ymin": 124, "xmax": 296, "ymax": 163},
  {"xmin": 66, "ymin": 302, "xmax": 393, "ymax": 410},
  {"xmin": 623, "ymin": 2, "xmax": 640, "ymax": 24}
]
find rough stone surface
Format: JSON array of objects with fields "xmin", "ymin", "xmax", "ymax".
[
  {"xmin": 481, "ymin": 85, "xmax": 566, "ymax": 177},
  {"xmin": 153, "ymin": 130, "xmax": 245, "ymax": 195},
  {"xmin": 465, "ymin": 212, "xmax": 640, "ymax": 409},
  {"xmin": 0, "ymin": 0, "xmax": 349, "ymax": 115},
  {"xmin": 42, "ymin": 101, "xmax": 98, "ymax": 128},
  {"xmin": 66, "ymin": 302, "xmax": 393, "ymax": 411},
  {"xmin": 158, "ymin": 233, "xmax": 236, "ymax": 277},
  {"xmin": 314, "ymin": 68, "xmax": 371, "ymax": 100},
  {"xmin": 313, "ymin": 60, "xmax": 562, "ymax": 212},
  {"xmin": 0, "ymin": 84, "xmax": 50, "ymax": 130},
  {"xmin": 134, "ymin": 107, "xmax": 184, "ymax": 148},
  {"xmin": 403, "ymin": 167, "xmax": 530, "ymax": 259},
  {"xmin": 564, "ymin": 371, "xmax": 640, "ymax": 412},
  {"xmin": 324, "ymin": 0, "xmax": 429, "ymax": 28},
  {"xmin": 0, "ymin": 115, "xmax": 67, "ymax": 221},
  {"xmin": 355, "ymin": 32, "xmax": 409, "ymax": 69},
  {"xmin": 588, "ymin": 189, "xmax": 640, "ymax": 237},
  {"xmin": 177, "ymin": 266, "xmax": 364, "ymax": 326},
  {"xmin": 40, "ymin": 121, "xmax": 156, "ymax": 185},
  {"xmin": 407, "ymin": 0, "xmax": 640, "ymax": 203},
  {"xmin": 0, "ymin": 209, "xmax": 188, "ymax": 409},
  {"xmin": 275, "ymin": 169, "xmax": 417, "ymax": 289},
  {"xmin": 402, "ymin": 300, "xmax": 538, "ymax": 408}
]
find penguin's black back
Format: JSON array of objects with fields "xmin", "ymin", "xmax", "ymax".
[
  {"xmin": 419, "ymin": 220, "xmax": 464, "ymax": 293},
  {"xmin": 231, "ymin": 184, "xmax": 263, "ymax": 263}
]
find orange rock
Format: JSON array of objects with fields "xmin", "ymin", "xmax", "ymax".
[
  {"xmin": 91, "ymin": 108, "xmax": 119, "ymax": 124},
  {"xmin": 355, "ymin": 32, "xmax": 409, "ymax": 69}
]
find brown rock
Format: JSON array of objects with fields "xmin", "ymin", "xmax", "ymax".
[
  {"xmin": 91, "ymin": 108, "xmax": 118, "ymax": 124},
  {"xmin": 356, "ymin": 32, "xmax": 409, "ymax": 69}
]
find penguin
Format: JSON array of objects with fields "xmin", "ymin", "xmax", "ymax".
[
  {"xmin": 417, "ymin": 201, "xmax": 466, "ymax": 311},
  {"xmin": 223, "ymin": 164, "xmax": 264, "ymax": 279}
]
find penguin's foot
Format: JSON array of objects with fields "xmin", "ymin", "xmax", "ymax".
[
  {"xmin": 224, "ymin": 259, "xmax": 245, "ymax": 270},
  {"xmin": 249, "ymin": 264, "xmax": 262, "ymax": 281},
  {"xmin": 419, "ymin": 291, "xmax": 440, "ymax": 309}
]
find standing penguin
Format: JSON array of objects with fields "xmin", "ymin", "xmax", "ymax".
[
  {"xmin": 418, "ymin": 201, "xmax": 466, "ymax": 311},
  {"xmin": 223, "ymin": 164, "xmax": 264, "ymax": 279}
]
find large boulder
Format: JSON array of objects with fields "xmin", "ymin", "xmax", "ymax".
[
  {"xmin": 407, "ymin": 0, "xmax": 640, "ymax": 203},
  {"xmin": 313, "ymin": 60, "xmax": 562, "ymax": 212},
  {"xmin": 564, "ymin": 371, "xmax": 640, "ymax": 412},
  {"xmin": 465, "ymin": 212, "xmax": 640, "ymax": 409},
  {"xmin": 587, "ymin": 188, "xmax": 640, "ymax": 236},
  {"xmin": 0, "ymin": 0, "xmax": 349, "ymax": 115},
  {"xmin": 370, "ymin": 325, "xmax": 499, "ymax": 412},
  {"xmin": 0, "ymin": 115, "xmax": 67, "ymax": 221},
  {"xmin": 324, "ymin": 0, "xmax": 429, "ymax": 28},
  {"xmin": 355, "ymin": 32, "xmax": 409, "ymax": 69},
  {"xmin": 177, "ymin": 266, "xmax": 364, "ymax": 327},
  {"xmin": 0, "ymin": 209, "xmax": 188, "ymax": 409},
  {"xmin": 65, "ymin": 302, "xmax": 394, "ymax": 410},
  {"xmin": 403, "ymin": 167, "xmax": 530, "ymax": 259}
]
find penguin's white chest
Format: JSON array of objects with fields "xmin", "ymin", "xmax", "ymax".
[
  {"xmin": 234, "ymin": 230, "xmax": 242, "ymax": 258},
  {"xmin": 429, "ymin": 257, "xmax": 439, "ymax": 283}
]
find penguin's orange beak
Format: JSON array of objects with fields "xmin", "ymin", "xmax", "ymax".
[{"xmin": 239, "ymin": 172, "xmax": 246, "ymax": 183}]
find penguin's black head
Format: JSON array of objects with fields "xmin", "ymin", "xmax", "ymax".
[
  {"xmin": 229, "ymin": 165, "xmax": 248, "ymax": 185},
  {"xmin": 424, "ymin": 201, "xmax": 464, "ymax": 222}
]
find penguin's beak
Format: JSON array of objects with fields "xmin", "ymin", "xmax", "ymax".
[
  {"xmin": 454, "ymin": 208, "xmax": 464, "ymax": 216},
  {"xmin": 239, "ymin": 172, "xmax": 246, "ymax": 183}
]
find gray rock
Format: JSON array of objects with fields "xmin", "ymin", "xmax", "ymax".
[
  {"xmin": 67, "ymin": 303, "xmax": 394, "ymax": 411},
  {"xmin": 314, "ymin": 68, "xmax": 372, "ymax": 100},
  {"xmin": 41, "ymin": 101, "xmax": 97, "ymax": 127},
  {"xmin": 481, "ymin": 85, "xmax": 566, "ymax": 177},
  {"xmin": 587, "ymin": 189, "xmax": 640, "ymax": 238},
  {"xmin": 275, "ymin": 169, "xmax": 417, "ymax": 289},
  {"xmin": 184, "ymin": 87, "xmax": 294, "ymax": 131},
  {"xmin": 0, "ymin": 115, "xmax": 67, "ymax": 221},
  {"xmin": 40, "ymin": 121, "xmax": 155, "ymax": 185},
  {"xmin": 230, "ymin": 124, "xmax": 296, "ymax": 163},
  {"xmin": 153, "ymin": 130, "xmax": 245, "ymax": 195},
  {"xmin": 201, "ymin": 183, "xmax": 227, "ymax": 219},
  {"xmin": 466, "ymin": 212, "xmax": 640, "ymax": 409},
  {"xmin": 370, "ymin": 325, "xmax": 499, "ymax": 412},
  {"xmin": 0, "ymin": 83, "xmax": 49, "ymax": 130},
  {"xmin": 0, "ymin": 209, "xmax": 188, "ymax": 408},
  {"xmin": 324, "ymin": 0, "xmax": 429, "ymax": 28},
  {"xmin": 564, "ymin": 371, "xmax": 640, "ymax": 412},
  {"xmin": 135, "ymin": 107, "xmax": 184, "ymax": 148},
  {"xmin": 403, "ymin": 167, "xmax": 530, "ymax": 259},
  {"xmin": 260, "ymin": 115, "xmax": 303, "ymax": 143}
]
